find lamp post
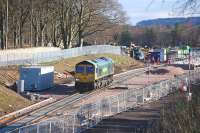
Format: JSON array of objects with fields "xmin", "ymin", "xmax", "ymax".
[{"xmin": 188, "ymin": 47, "xmax": 192, "ymax": 101}]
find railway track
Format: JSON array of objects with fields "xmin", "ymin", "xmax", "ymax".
[
  {"xmin": 1, "ymin": 66, "xmax": 159, "ymax": 133},
  {"xmin": 1, "ymin": 91, "xmax": 101, "ymax": 133},
  {"xmin": 114, "ymin": 65, "xmax": 165, "ymax": 84}
]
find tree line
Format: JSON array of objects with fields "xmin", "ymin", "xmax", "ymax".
[
  {"xmin": 0, "ymin": 0, "xmax": 198, "ymax": 50},
  {"xmin": 0, "ymin": 0, "xmax": 126, "ymax": 49},
  {"xmin": 117, "ymin": 0, "xmax": 200, "ymax": 48},
  {"xmin": 118, "ymin": 24, "xmax": 200, "ymax": 48}
]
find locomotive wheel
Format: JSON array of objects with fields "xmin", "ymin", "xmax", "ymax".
[{"xmin": 95, "ymin": 81, "xmax": 100, "ymax": 89}]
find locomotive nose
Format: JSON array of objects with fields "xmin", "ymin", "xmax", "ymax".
[{"xmin": 82, "ymin": 76, "xmax": 87, "ymax": 80}]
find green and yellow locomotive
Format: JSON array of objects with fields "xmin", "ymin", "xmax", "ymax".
[{"xmin": 75, "ymin": 57, "xmax": 114, "ymax": 92}]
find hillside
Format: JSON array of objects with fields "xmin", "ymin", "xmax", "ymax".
[
  {"xmin": 43, "ymin": 53, "xmax": 143, "ymax": 74},
  {"xmin": 0, "ymin": 66, "xmax": 19, "ymax": 87},
  {"xmin": 0, "ymin": 85, "xmax": 32, "ymax": 117},
  {"xmin": 136, "ymin": 17, "xmax": 200, "ymax": 27},
  {"xmin": 0, "ymin": 67, "xmax": 32, "ymax": 117}
]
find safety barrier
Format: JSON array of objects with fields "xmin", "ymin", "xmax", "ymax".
[{"xmin": 0, "ymin": 45, "xmax": 121, "ymax": 66}]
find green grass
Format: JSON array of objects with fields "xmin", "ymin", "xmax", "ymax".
[{"xmin": 42, "ymin": 53, "xmax": 143, "ymax": 73}]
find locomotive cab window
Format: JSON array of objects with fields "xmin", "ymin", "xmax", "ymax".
[
  {"xmin": 76, "ymin": 66, "xmax": 84, "ymax": 73},
  {"xmin": 86, "ymin": 66, "xmax": 94, "ymax": 73}
]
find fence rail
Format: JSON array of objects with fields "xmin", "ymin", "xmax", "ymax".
[
  {"xmin": 0, "ymin": 45, "xmax": 121, "ymax": 66},
  {"xmin": 8, "ymin": 68, "xmax": 200, "ymax": 133},
  {"xmin": 1, "ymin": 46, "xmax": 200, "ymax": 67}
]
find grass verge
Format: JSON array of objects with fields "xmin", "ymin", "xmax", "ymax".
[{"xmin": 42, "ymin": 53, "xmax": 143, "ymax": 73}]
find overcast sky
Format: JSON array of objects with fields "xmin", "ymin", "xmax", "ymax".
[{"xmin": 118, "ymin": 0, "xmax": 180, "ymax": 25}]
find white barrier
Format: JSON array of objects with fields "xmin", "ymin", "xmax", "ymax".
[{"xmin": 0, "ymin": 45, "xmax": 121, "ymax": 66}]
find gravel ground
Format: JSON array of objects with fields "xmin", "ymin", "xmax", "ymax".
[{"xmin": 121, "ymin": 66, "xmax": 185, "ymax": 89}]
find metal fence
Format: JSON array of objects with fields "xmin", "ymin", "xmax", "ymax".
[
  {"xmin": 174, "ymin": 51, "xmax": 200, "ymax": 65},
  {"xmin": 8, "ymin": 68, "xmax": 200, "ymax": 133},
  {"xmin": 1, "ymin": 46, "xmax": 200, "ymax": 67},
  {"xmin": 0, "ymin": 45, "xmax": 121, "ymax": 66}
]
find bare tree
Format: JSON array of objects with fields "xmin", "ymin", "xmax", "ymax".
[
  {"xmin": 75, "ymin": 0, "xmax": 126, "ymax": 47},
  {"xmin": 0, "ymin": 0, "xmax": 6, "ymax": 49},
  {"xmin": 0, "ymin": 0, "xmax": 127, "ymax": 49},
  {"xmin": 9, "ymin": 0, "xmax": 30, "ymax": 48},
  {"xmin": 57, "ymin": 0, "xmax": 77, "ymax": 48},
  {"xmin": 176, "ymin": 0, "xmax": 200, "ymax": 14}
]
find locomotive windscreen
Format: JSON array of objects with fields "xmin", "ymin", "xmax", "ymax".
[
  {"xmin": 76, "ymin": 66, "xmax": 84, "ymax": 73},
  {"xmin": 86, "ymin": 66, "xmax": 94, "ymax": 73}
]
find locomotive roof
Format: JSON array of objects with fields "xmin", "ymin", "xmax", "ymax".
[{"xmin": 77, "ymin": 57, "xmax": 113, "ymax": 66}]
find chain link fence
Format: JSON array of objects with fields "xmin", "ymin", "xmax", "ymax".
[
  {"xmin": 0, "ymin": 45, "xmax": 121, "ymax": 66},
  {"xmin": 8, "ymin": 68, "xmax": 200, "ymax": 133}
]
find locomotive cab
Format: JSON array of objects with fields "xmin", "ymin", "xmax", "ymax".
[
  {"xmin": 75, "ymin": 57, "xmax": 114, "ymax": 93},
  {"xmin": 75, "ymin": 61, "xmax": 96, "ymax": 92}
]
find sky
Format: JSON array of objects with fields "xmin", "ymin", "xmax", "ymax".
[{"xmin": 118, "ymin": 0, "xmax": 181, "ymax": 25}]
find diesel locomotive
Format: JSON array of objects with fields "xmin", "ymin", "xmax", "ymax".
[{"xmin": 75, "ymin": 57, "xmax": 114, "ymax": 92}]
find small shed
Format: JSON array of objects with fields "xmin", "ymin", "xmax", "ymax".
[
  {"xmin": 150, "ymin": 52, "xmax": 161, "ymax": 63},
  {"xmin": 20, "ymin": 66, "xmax": 54, "ymax": 91},
  {"xmin": 153, "ymin": 49, "xmax": 167, "ymax": 62}
]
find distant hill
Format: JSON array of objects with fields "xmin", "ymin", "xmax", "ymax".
[{"xmin": 136, "ymin": 17, "xmax": 200, "ymax": 27}]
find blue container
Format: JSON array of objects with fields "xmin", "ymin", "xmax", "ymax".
[
  {"xmin": 150, "ymin": 52, "xmax": 159, "ymax": 62},
  {"xmin": 20, "ymin": 66, "xmax": 54, "ymax": 91},
  {"xmin": 151, "ymin": 49, "xmax": 166, "ymax": 62}
]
